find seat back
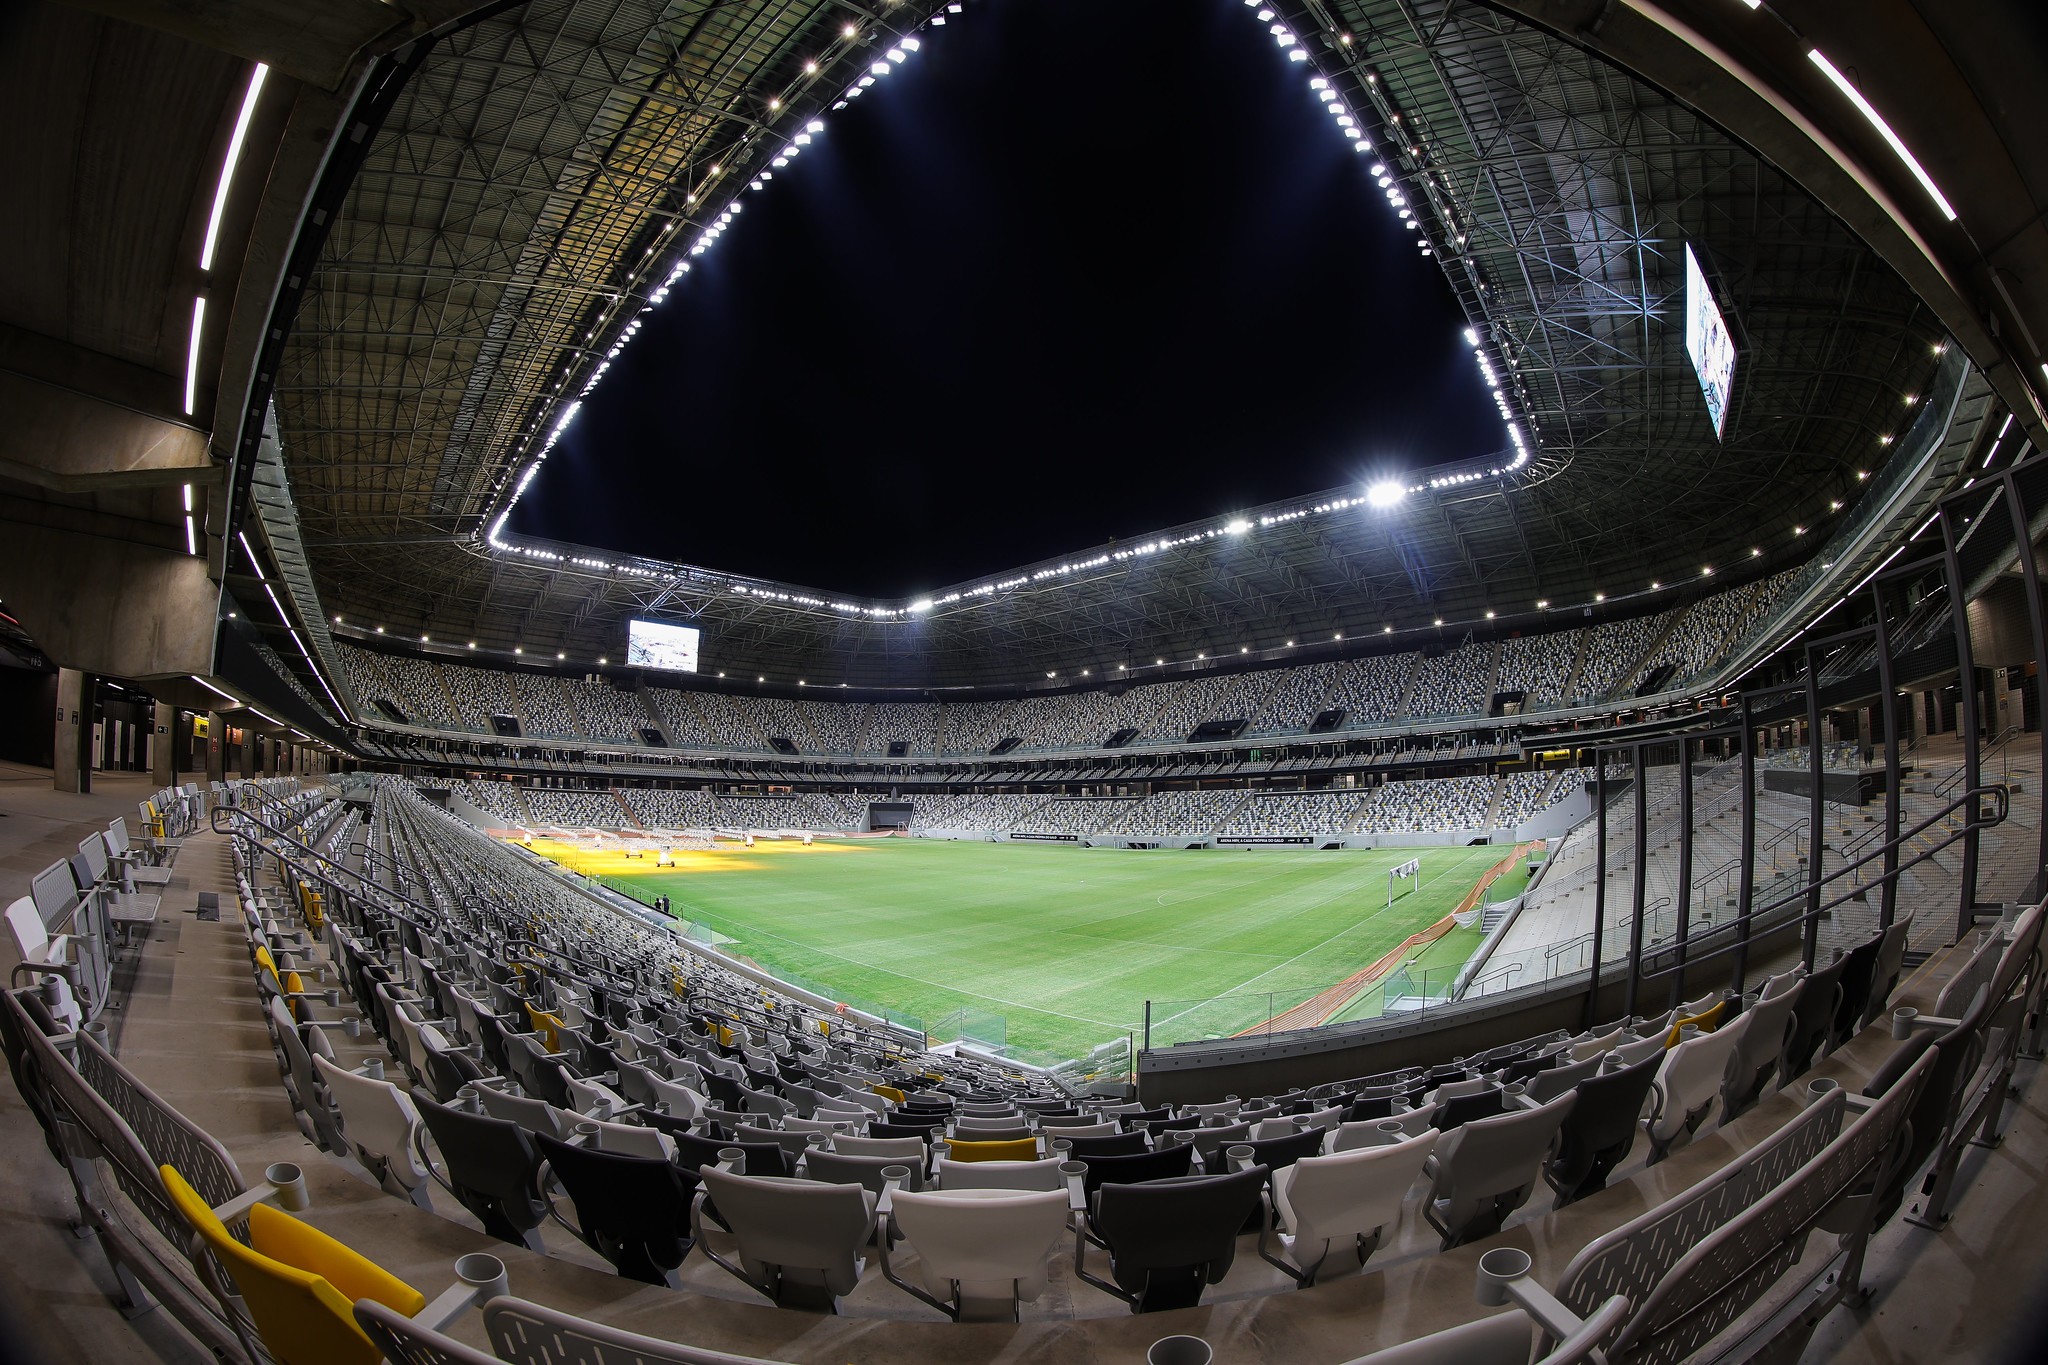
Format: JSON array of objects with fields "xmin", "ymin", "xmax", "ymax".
[
  {"xmin": 1077, "ymin": 1141, "xmax": 1195, "ymax": 1196},
  {"xmin": 536, "ymin": 1134, "xmax": 694, "ymax": 1283},
  {"xmin": 1523, "ymin": 1054, "xmax": 1601, "ymax": 1105},
  {"xmin": 1427, "ymin": 1090, "xmax": 1576, "ymax": 1246},
  {"xmin": 943, "ymin": 1136, "xmax": 1039, "ymax": 1164},
  {"xmin": 1236, "ymin": 1126, "xmax": 1327, "ymax": 1171},
  {"xmin": 1649, "ymin": 1015, "xmax": 1748, "ymax": 1144},
  {"xmin": 1279, "ymin": 1129, "xmax": 1438, "ymax": 1250},
  {"xmin": 415, "ymin": 1096, "xmax": 547, "ymax": 1243},
  {"xmin": 935, "ymin": 1156, "xmax": 1067, "ymax": 1191},
  {"xmin": 1092, "ymin": 1166, "xmax": 1270, "ymax": 1310},
  {"xmin": 1861, "ymin": 914, "xmax": 1915, "ymax": 1029},
  {"xmin": 893, "ymin": 1187, "xmax": 1069, "ymax": 1306},
  {"xmin": 161, "ymin": 1164, "xmax": 423, "ymax": 1365},
  {"xmin": 1057, "ymin": 1130, "xmax": 1148, "ymax": 1158},
  {"xmin": 1829, "ymin": 933, "xmax": 1886, "ymax": 1045},
  {"xmin": 1724, "ymin": 981, "xmax": 1804, "ymax": 1116},
  {"xmin": 312, "ymin": 1055, "xmax": 425, "ymax": 1190},
  {"xmin": 1782, "ymin": 952, "xmax": 1852, "ymax": 1078},
  {"xmin": 1173, "ymin": 1120, "xmax": 1251, "ymax": 1166},
  {"xmin": 803, "ymin": 1147, "xmax": 923, "ymax": 1194},
  {"xmin": 5, "ymin": 897, "xmax": 51, "ymax": 961},
  {"xmin": 475, "ymin": 1084, "xmax": 575, "ymax": 1140},
  {"xmin": 696, "ymin": 1167, "xmax": 873, "ymax": 1297},
  {"xmin": 832, "ymin": 1133, "xmax": 926, "ymax": 1161},
  {"xmin": 670, "ymin": 1129, "xmax": 792, "ymax": 1178}
]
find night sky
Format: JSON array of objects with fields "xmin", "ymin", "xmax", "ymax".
[{"xmin": 515, "ymin": 0, "xmax": 1502, "ymax": 598}]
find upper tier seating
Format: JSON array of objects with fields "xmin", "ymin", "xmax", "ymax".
[{"xmin": 338, "ymin": 573, "xmax": 1800, "ymax": 758}]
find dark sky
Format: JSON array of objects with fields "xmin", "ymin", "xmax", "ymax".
[{"xmin": 515, "ymin": 0, "xmax": 1502, "ymax": 598}]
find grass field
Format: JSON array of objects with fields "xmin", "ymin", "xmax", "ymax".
[{"xmin": 523, "ymin": 837, "xmax": 1509, "ymax": 1063}]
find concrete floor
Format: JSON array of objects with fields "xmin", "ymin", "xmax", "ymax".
[{"xmin": 4, "ymin": 768, "xmax": 2048, "ymax": 1363}]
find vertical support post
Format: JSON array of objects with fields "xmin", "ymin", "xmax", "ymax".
[
  {"xmin": 1673, "ymin": 736, "xmax": 1694, "ymax": 1005},
  {"xmin": 1143, "ymin": 1000, "xmax": 1151, "ymax": 1053},
  {"xmin": 54, "ymin": 668, "xmax": 90, "ymax": 794},
  {"xmin": 205, "ymin": 711, "xmax": 225, "ymax": 783},
  {"xmin": 1871, "ymin": 590, "xmax": 1902, "ymax": 931},
  {"xmin": 1999, "ymin": 466, "xmax": 2048, "ymax": 900},
  {"xmin": 1589, "ymin": 756, "xmax": 1609, "ymax": 1030},
  {"xmin": 1626, "ymin": 743, "xmax": 1649, "ymax": 1021},
  {"xmin": 151, "ymin": 702, "xmax": 177, "ymax": 786},
  {"xmin": 1939, "ymin": 503, "xmax": 1983, "ymax": 939},
  {"xmin": 1734, "ymin": 695, "xmax": 1758, "ymax": 993},
  {"xmin": 1803, "ymin": 649, "xmax": 1825, "ymax": 970}
]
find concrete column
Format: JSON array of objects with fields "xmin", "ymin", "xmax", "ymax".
[
  {"xmin": 53, "ymin": 668, "xmax": 90, "ymax": 792},
  {"xmin": 151, "ymin": 702, "xmax": 176, "ymax": 786},
  {"xmin": 259, "ymin": 736, "xmax": 276, "ymax": 777},
  {"xmin": 239, "ymin": 727, "xmax": 256, "ymax": 779},
  {"xmin": 205, "ymin": 711, "xmax": 225, "ymax": 783}
]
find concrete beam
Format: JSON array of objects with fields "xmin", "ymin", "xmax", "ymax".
[
  {"xmin": 0, "ymin": 519, "xmax": 218, "ymax": 679},
  {"xmin": 0, "ymin": 368, "xmax": 212, "ymax": 492}
]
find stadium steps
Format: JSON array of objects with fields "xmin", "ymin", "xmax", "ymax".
[
  {"xmin": 1479, "ymin": 779, "xmax": 1507, "ymax": 830},
  {"xmin": 1560, "ymin": 629, "xmax": 1592, "ymax": 703},
  {"xmin": 1609, "ymin": 610, "xmax": 1682, "ymax": 703},
  {"xmin": 612, "ymin": 789, "xmax": 645, "ymax": 829},
  {"xmin": 1391, "ymin": 652, "xmax": 1423, "ymax": 720},
  {"xmin": 633, "ymin": 679, "xmax": 676, "ymax": 746}
]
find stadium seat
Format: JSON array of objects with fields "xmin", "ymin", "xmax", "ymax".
[
  {"xmin": 1781, "ymin": 951, "xmax": 1853, "ymax": 1080},
  {"xmin": 266, "ymin": 998, "xmax": 347, "ymax": 1156},
  {"xmin": 474, "ymin": 1084, "xmax": 576, "ymax": 1141},
  {"xmin": 881, "ymin": 1187, "xmax": 1071, "ymax": 1320},
  {"xmin": 691, "ymin": 1166, "xmax": 878, "ymax": 1311},
  {"xmin": 162, "ymin": 1163, "xmax": 425, "ymax": 1365},
  {"xmin": 1721, "ymin": 979, "xmax": 1806, "ymax": 1120},
  {"xmin": 312, "ymin": 1054, "xmax": 432, "ymax": 1206},
  {"xmin": 536, "ymin": 1133, "xmax": 697, "ymax": 1286},
  {"xmin": 1520, "ymin": 1053, "xmax": 1601, "ymax": 1105},
  {"xmin": 1645, "ymin": 1014, "xmax": 1751, "ymax": 1164},
  {"xmin": 803, "ymin": 1147, "xmax": 926, "ymax": 1195},
  {"xmin": 1075, "ymin": 1166, "xmax": 1270, "ymax": 1313},
  {"xmin": 414, "ymin": 1095, "xmax": 550, "ymax": 1249},
  {"xmin": 1259, "ymin": 1130, "xmax": 1439, "ymax": 1284},
  {"xmin": 1542, "ymin": 1048, "xmax": 1662, "ymax": 1204},
  {"xmin": 1422, "ymin": 1091, "xmax": 1577, "ymax": 1248}
]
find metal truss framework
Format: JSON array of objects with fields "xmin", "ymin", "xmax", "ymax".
[{"xmin": 273, "ymin": 0, "xmax": 1954, "ymax": 691}]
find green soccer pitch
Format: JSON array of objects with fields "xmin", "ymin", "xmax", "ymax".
[{"xmin": 552, "ymin": 838, "xmax": 1509, "ymax": 1064}]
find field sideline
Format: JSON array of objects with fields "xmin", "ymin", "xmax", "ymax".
[{"xmin": 521, "ymin": 836, "xmax": 1506, "ymax": 1063}]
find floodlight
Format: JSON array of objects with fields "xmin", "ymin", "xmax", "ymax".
[{"xmin": 1365, "ymin": 480, "xmax": 1406, "ymax": 508}]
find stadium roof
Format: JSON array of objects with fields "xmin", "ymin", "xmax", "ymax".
[{"xmin": 270, "ymin": 0, "xmax": 1953, "ymax": 690}]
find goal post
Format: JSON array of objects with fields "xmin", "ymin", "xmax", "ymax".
[{"xmin": 1385, "ymin": 856, "xmax": 1422, "ymax": 912}]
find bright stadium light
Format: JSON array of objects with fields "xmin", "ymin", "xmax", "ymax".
[{"xmin": 1366, "ymin": 480, "xmax": 1407, "ymax": 508}]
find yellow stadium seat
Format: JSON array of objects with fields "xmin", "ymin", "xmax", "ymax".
[
  {"xmin": 161, "ymin": 1165, "xmax": 424, "ymax": 1365},
  {"xmin": 524, "ymin": 1005, "xmax": 564, "ymax": 1052},
  {"xmin": 943, "ymin": 1137, "xmax": 1039, "ymax": 1163},
  {"xmin": 871, "ymin": 1084, "xmax": 906, "ymax": 1105},
  {"xmin": 1665, "ymin": 999, "xmax": 1729, "ymax": 1048}
]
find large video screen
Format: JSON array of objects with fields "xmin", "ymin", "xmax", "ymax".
[
  {"xmin": 1684, "ymin": 243, "xmax": 1737, "ymax": 440},
  {"xmin": 626, "ymin": 619, "xmax": 701, "ymax": 673}
]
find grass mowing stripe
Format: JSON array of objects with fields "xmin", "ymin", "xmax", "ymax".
[{"xmin": 523, "ymin": 837, "xmax": 1498, "ymax": 1061}]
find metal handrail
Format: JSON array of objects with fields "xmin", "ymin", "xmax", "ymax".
[
  {"xmin": 214, "ymin": 804, "xmax": 437, "ymax": 935},
  {"xmin": 1631, "ymin": 783, "xmax": 2008, "ymax": 985}
]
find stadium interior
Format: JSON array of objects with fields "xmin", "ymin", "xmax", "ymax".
[{"xmin": 4, "ymin": 1, "xmax": 2048, "ymax": 1363}]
